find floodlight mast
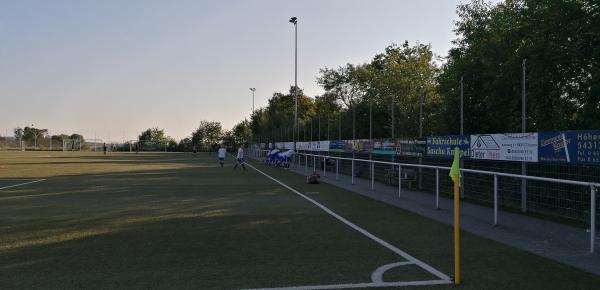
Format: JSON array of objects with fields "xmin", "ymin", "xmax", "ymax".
[
  {"xmin": 289, "ymin": 16, "xmax": 298, "ymax": 150},
  {"xmin": 31, "ymin": 124, "xmax": 38, "ymax": 149},
  {"xmin": 249, "ymin": 88, "xmax": 256, "ymax": 114}
]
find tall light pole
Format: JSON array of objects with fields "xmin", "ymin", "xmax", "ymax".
[
  {"xmin": 249, "ymin": 88, "xmax": 256, "ymax": 114},
  {"xmin": 289, "ymin": 16, "xmax": 298, "ymax": 150},
  {"xmin": 460, "ymin": 76, "xmax": 464, "ymax": 135},
  {"xmin": 31, "ymin": 124, "xmax": 38, "ymax": 149},
  {"xmin": 521, "ymin": 59, "xmax": 527, "ymax": 213}
]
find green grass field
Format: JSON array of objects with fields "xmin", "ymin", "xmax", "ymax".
[{"xmin": 1, "ymin": 152, "xmax": 598, "ymax": 289}]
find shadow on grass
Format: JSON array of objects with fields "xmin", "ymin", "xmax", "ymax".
[{"xmin": 1, "ymin": 154, "xmax": 599, "ymax": 289}]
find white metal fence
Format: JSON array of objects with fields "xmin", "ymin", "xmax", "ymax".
[{"xmin": 251, "ymin": 149, "xmax": 599, "ymax": 253}]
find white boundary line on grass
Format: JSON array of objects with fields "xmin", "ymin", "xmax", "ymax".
[
  {"xmin": 0, "ymin": 179, "xmax": 46, "ymax": 190},
  {"xmin": 245, "ymin": 163, "xmax": 452, "ymax": 289},
  {"xmin": 246, "ymin": 279, "xmax": 451, "ymax": 290},
  {"xmin": 371, "ymin": 261, "xmax": 414, "ymax": 283}
]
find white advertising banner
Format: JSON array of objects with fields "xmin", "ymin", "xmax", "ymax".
[
  {"xmin": 297, "ymin": 142, "xmax": 310, "ymax": 150},
  {"xmin": 284, "ymin": 142, "xmax": 294, "ymax": 150},
  {"xmin": 297, "ymin": 141, "xmax": 330, "ymax": 151},
  {"xmin": 312, "ymin": 141, "xmax": 330, "ymax": 152},
  {"xmin": 470, "ymin": 133, "xmax": 538, "ymax": 162}
]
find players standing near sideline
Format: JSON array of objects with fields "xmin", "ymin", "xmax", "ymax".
[
  {"xmin": 193, "ymin": 145, "xmax": 197, "ymax": 156},
  {"xmin": 233, "ymin": 146, "xmax": 246, "ymax": 170},
  {"xmin": 217, "ymin": 145, "xmax": 227, "ymax": 168},
  {"xmin": 281, "ymin": 149, "xmax": 295, "ymax": 168},
  {"xmin": 265, "ymin": 148, "xmax": 280, "ymax": 166},
  {"xmin": 103, "ymin": 143, "xmax": 107, "ymax": 156}
]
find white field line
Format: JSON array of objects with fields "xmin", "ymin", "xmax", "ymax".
[
  {"xmin": 245, "ymin": 163, "xmax": 452, "ymax": 283},
  {"xmin": 0, "ymin": 179, "xmax": 46, "ymax": 190},
  {"xmin": 371, "ymin": 262, "xmax": 414, "ymax": 283},
  {"xmin": 245, "ymin": 280, "xmax": 450, "ymax": 290}
]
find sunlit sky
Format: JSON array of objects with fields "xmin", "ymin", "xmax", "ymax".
[{"xmin": 0, "ymin": 0, "xmax": 495, "ymax": 141}]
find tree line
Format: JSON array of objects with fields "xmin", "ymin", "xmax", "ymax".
[
  {"xmin": 248, "ymin": 0, "xmax": 600, "ymax": 143},
  {"xmin": 8, "ymin": 126, "xmax": 85, "ymax": 150},
  {"xmin": 135, "ymin": 120, "xmax": 251, "ymax": 152}
]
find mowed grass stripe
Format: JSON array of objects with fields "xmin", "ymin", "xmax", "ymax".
[
  {"xmin": 245, "ymin": 161, "xmax": 451, "ymax": 283},
  {"xmin": 0, "ymin": 152, "xmax": 434, "ymax": 289},
  {"xmin": 244, "ymin": 157, "xmax": 600, "ymax": 290}
]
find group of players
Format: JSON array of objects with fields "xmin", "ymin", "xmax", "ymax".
[
  {"xmin": 264, "ymin": 148, "xmax": 295, "ymax": 168},
  {"xmin": 210, "ymin": 145, "xmax": 294, "ymax": 170},
  {"xmin": 215, "ymin": 145, "xmax": 246, "ymax": 170}
]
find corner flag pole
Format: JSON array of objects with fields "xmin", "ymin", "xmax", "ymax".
[{"xmin": 449, "ymin": 147, "xmax": 461, "ymax": 284}]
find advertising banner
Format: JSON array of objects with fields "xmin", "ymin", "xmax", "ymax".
[
  {"xmin": 539, "ymin": 130, "xmax": 600, "ymax": 165},
  {"xmin": 470, "ymin": 133, "xmax": 538, "ymax": 162},
  {"xmin": 313, "ymin": 141, "xmax": 330, "ymax": 151},
  {"xmin": 297, "ymin": 142, "xmax": 310, "ymax": 151},
  {"xmin": 371, "ymin": 139, "xmax": 397, "ymax": 155},
  {"xmin": 329, "ymin": 140, "xmax": 345, "ymax": 152},
  {"xmin": 342, "ymin": 139, "xmax": 370, "ymax": 152},
  {"xmin": 297, "ymin": 141, "xmax": 331, "ymax": 151},
  {"xmin": 426, "ymin": 135, "xmax": 470, "ymax": 159},
  {"xmin": 397, "ymin": 139, "xmax": 426, "ymax": 157}
]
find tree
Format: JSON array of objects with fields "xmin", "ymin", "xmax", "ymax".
[
  {"xmin": 231, "ymin": 120, "xmax": 252, "ymax": 147},
  {"xmin": 166, "ymin": 138, "xmax": 178, "ymax": 152},
  {"xmin": 317, "ymin": 42, "xmax": 441, "ymax": 138},
  {"xmin": 439, "ymin": 0, "xmax": 600, "ymax": 134},
  {"xmin": 69, "ymin": 134, "xmax": 85, "ymax": 142},
  {"xmin": 191, "ymin": 121, "xmax": 223, "ymax": 151},
  {"xmin": 249, "ymin": 86, "xmax": 315, "ymax": 142},
  {"xmin": 22, "ymin": 126, "xmax": 48, "ymax": 143},
  {"xmin": 14, "ymin": 128, "xmax": 23, "ymax": 140},
  {"xmin": 138, "ymin": 128, "xmax": 168, "ymax": 151},
  {"xmin": 178, "ymin": 137, "xmax": 193, "ymax": 152},
  {"xmin": 52, "ymin": 134, "xmax": 69, "ymax": 142}
]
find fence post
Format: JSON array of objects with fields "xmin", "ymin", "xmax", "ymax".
[
  {"xmin": 351, "ymin": 159, "xmax": 355, "ymax": 185},
  {"xmin": 494, "ymin": 174, "xmax": 498, "ymax": 226},
  {"xmin": 336, "ymin": 158, "xmax": 339, "ymax": 180},
  {"xmin": 323, "ymin": 157, "xmax": 326, "ymax": 177},
  {"xmin": 398, "ymin": 165, "xmax": 402, "ymax": 198},
  {"xmin": 313, "ymin": 155, "xmax": 316, "ymax": 172},
  {"xmin": 591, "ymin": 185, "xmax": 596, "ymax": 254},
  {"xmin": 436, "ymin": 168, "xmax": 440, "ymax": 210},
  {"xmin": 305, "ymin": 154, "xmax": 307, "ymax": 172},
  {"xmin": 371, "ymin": 161, "xmax": 374, "ymax": 191}
]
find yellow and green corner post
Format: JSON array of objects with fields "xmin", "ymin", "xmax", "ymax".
[{"xmin": 449, "ymin": 147, "xmax": 462, "ymax": 285}]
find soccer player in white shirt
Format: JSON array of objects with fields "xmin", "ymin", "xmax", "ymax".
[
  {"xmin": 233, "ymin": 146, "xmax": 246, "ymax": 170},
  {"xmin": 217, "ymin": 146, "xmax": 227, "ymax": 167}
]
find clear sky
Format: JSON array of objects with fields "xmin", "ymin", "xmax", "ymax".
[{"xmin": 0, "ymin": 0, "xmax": 482, "ymax": 141}]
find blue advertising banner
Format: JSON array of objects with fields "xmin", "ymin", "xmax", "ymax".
[
  {"xmin": 539, "ymin": 130, "xmax": 600, "ymax": 165},
  {"xmin": 426, "ymin": 135, "xmax": 470, "ymax": 159}
]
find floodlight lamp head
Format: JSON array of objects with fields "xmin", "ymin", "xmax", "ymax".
[
  {"xmin": 289, "ymin": 17, "xmax": 297, "ymax": 24},
  {"xmin": 250, "ymin": 88, "xmax": 256, "ymax": 92}
]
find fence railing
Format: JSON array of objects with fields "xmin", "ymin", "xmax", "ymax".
[{"xmin": 250, "ymin": 149, "xmax": 599, "ymax": 253}]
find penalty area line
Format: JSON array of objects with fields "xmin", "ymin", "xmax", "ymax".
[
  {"xmin": 245, "ymin": 163, "xmax": 452, "ymax": 283},
  {"xmin": 0, "ymin": 179, "xmax": 46, "ymax": 190}
]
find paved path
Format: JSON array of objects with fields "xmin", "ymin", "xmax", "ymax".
[{"xmin": 288, "ymin": 163, "xmax": 600, "ymax": 276}]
